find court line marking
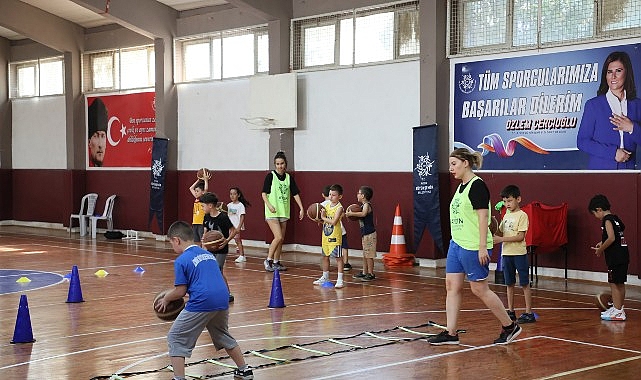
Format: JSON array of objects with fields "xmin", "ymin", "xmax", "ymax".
[
  {"xmin": 535, "ymin": 355, "xmax": 641, "ymax": 379},
  {"xmin": 308, "ymin": 335, "xmax": 641, "ymax": 380}
]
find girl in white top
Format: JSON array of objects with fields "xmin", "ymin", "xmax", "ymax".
[{"xmin": 228, "ymin": 187, "xmax": 251, "ymax": 263}]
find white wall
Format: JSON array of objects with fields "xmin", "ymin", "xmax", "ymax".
[
  {"xmin": 12, "ymin": 96, "xmax": 67, "ymax": 169},
  {"xmin": 296, "ymin": 61, "xmax": 420, "ymax": 172},
  {"xmin": 177, "ymin": 60, "xmax": 419, "ymax": 172},
  {"xmin": 177, "ymin": 79, "xmax": 270, "ymax": 171}
]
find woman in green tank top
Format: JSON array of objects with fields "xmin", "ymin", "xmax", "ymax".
[{"xmin": 428, "ymin": 148, "xmax": 521, "ymax": 346}]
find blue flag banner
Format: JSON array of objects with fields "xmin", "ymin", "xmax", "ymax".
[
  {"xmin": 148, "ymin": 137, "xmax": 168, "ymax": 233},
  {"xmin": 413, "ymin": 124, "xmax": 443, "ymax": 253}
]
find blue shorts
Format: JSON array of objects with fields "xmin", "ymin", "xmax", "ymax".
[
  {"xmin": 341, "ymin": 233, "xmax": 349, "ymax": 249},
  {"xmin": 446, "ymin": 240, "xmax": 491, "ymax": 281},
  {"xmin": 502, "ymin": 255, "xmax": 529, "ymax": 286}
]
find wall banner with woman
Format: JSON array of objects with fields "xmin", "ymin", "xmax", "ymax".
[
  {"xmin": 452, "ymin": 42, "xmax": 641, "ymax": 170},
  {"xmin": 86, "ymin": 92, "xmax": 156, "ymax": 168}
]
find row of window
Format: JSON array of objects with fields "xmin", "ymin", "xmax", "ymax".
[
  {"xmin": 450, "ymin": 0, "xmax": 641, "ymax": 56},
  {"xmin": 9, "ymin": 0, "xmax": 640, "ymax": 98}
]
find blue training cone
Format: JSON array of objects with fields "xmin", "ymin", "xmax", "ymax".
[
  {"xmin": 11, "ymin": 294, "xmax": 36, "ymax": 343},
  {"xmin": 66, "ymin": 265, "xmax": 84, "ymax": 303},
  {"xmin": 268, "ymin": 269, "xmax": 285, "ymax": 308}
]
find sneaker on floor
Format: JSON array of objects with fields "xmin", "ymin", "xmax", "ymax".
[
  {"xmin": 517, "ymin": 312, "xmax": 535, "ymax": 323},
  {"xmin": 343, "ymin": 263, "xmax": 352, "ymax": 271},
  {"xmin": 352, "ymin": 272, "xmax": 366, "ymax": 279},
  {"xmin": 264, "ymin": 259, "xmax": 274, "ymax": 272},
  {"xmin": 603, "ymin": 308, "xmax": 626, "ymax": 321},
  {"xmin": 313, "ymin": 276, "xmax": 329, "ymax": 285},
  {"xmin": 228, "ymin": 294, "xmax": 235, "ymax": 303},
  {"xmin": 361, "ymin": 273, "xmax": 375, "ymax": 282},
  {"xmin": 507, "ymin": 310, "xmax": 516, "ymax": 321},
  {"xmin": 601, "ymin": 306, "xmax": 615, "ymax": 319},
  {"xmin": 235, "ymin": 256, "xmax": 247, "ymax": 263},
  {"xmin": 427, "ymin": 330, "xmax": 459, "ymax": 345},
  {"xmin": 273, "ymin": 262, "xmax": 287, "ymax": 271},
  {"xmin": 234, "ymin": 366, "xmax": 254, "ymax": 380},
  {"xmin": 335, "ymin": 280, "xmax": 345, "ymax": 288},
  {"xmin": 494, "ymin": 323, "xmax": 522, "ymax": 344}
]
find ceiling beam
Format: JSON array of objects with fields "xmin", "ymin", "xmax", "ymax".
[
  {"xmin": 225, "ymin": 0, "xmax": 292, "ymax": 20},
  {"xmin": 0, "ymin": 0, "xmax": 84, "ymax": 52},
  {"xmin": 69, "ymin": 0, "xmax": 178, "ymax": 39}
]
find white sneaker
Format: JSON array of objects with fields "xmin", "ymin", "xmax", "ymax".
[
  {"xmin": 604, "ymin": 307, "xmax": 627, "ymax": 321},
  {"xmin": 313, "ymin": 276, "xmax": 328, "ymax": 285},
  {"xmin": 335, "ymin": 280, "xmax": 345, "ymax": 289},
  {"xmin": 601, "ymin": 306, "xmax": 615, "ymax": 319},
  {"xmin": 235, "ymin": 256, "xmax": 246, "ymax": 263}
]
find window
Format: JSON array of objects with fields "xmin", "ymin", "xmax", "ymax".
[
  {"xmin": 82, "ymin": 45, "xmax": 155, "ymax": 92},
  {"xmin": 174, "ymin": 25, "xmax": 269, "ymax": 83},
  {"xmin": 449, "ymin": 0, "xmax": 641, "ymax": 56},
  {"xmin": 292, "ymin": 1, "xmax": 420, "ymax": 70},
  {"xmin": 9, "ymin": 57, "xmax": 64, "ymax": 98}
]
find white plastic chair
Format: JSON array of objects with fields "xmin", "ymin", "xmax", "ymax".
[
  {"xmin": 69, "ymin": 193, "xmax": 98, "ymax": 236},
  {"xmin": 90, "ymin": 194, "xmax": 117, "ymax": 238}
]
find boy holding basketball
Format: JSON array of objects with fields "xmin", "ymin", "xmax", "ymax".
[
  {"xmin": 314, "ymin": 184, "xmax": 345, "ymax": 288},
  {"xmin": 588, "ymin": 194, "xmax": 629, "ymax": 321},
  {"xmin": 345, "ymin": 186, "xmax": 377, "ymax": 282},
  {"xmin": 201, "ymin": 192, "xmax": 237, "ymax": 303},
  {"xmin": 492, "ymin": 185, "xmax": 534, "ymax": 323},
  {"xmin": 156, "ymin": 221, "xmax": 253, "ymax": 380},
  {"xmin": 189, "ymin": 171, "xmax": 210, "ymax": 243},
  {"xmin": 321, "ymin": 185, "xmax": 352, "ymax": 271}
]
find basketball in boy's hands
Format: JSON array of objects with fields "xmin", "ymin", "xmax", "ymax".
[
  {"xmin": 346, "ymin": 204, "xmax": 362, "ymax": 221},
  {"xmin": 595, "ymin": 291, "xmax": 613, "ymax": 311},
  {"xmin": 489, "ymin": 216, "xmax": 500, "ymax": 235},
  {"xmin": 202, "ymin": 230, "xmax": 224, "ymax": 252},
  {"xmin": 307, "ymin": 203, "xmax": 321, "ymax": 221},
  {"xmin": 153, "ymin": 289, "xmax": 185, "ymax": 321},
  {"xmin": 197, "ymin": 168, "xmax": 211, "ymax": 180}
]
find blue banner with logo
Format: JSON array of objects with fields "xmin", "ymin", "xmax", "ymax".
[
  {"xmin": 413, "ymin": 124, "xmax": 443, "ymax": 253},
  {"xmin": 148, "ymin": 137, "xmax": 168, "ymax": 233},
  {"xmin": 453, "ymin": 42, "xmax": 641, "ymax": 170}
]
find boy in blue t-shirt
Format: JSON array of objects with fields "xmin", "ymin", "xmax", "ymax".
[{"xmin": 155, "ymin": 221, "xmax": 253, "ymax": 380}]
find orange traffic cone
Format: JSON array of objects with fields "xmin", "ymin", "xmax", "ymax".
[{"xmin": 382, "ymin": 204, "xmax": 416, "ymax": 267}]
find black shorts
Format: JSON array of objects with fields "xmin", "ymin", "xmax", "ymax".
[{"xmin": 607, "ymin": 263, "xmax": 628, "ymax": 284}]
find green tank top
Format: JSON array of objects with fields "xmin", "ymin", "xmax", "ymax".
[
  {"xmin": 265, "ymin": 171, "xmax": 291, "ymax": 218},
  {"xmin": 450, "ymin": 176, "xmax": 493, "ymax": 250}
]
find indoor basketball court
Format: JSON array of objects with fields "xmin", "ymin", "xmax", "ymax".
[{"xmin": 1, "ymin": 225, "xmax": 639, "ymax": 379}]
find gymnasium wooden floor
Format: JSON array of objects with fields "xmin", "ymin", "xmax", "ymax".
[{"xmin": 1, "ymin": 225, "xmax": 640, "ymax": 380}]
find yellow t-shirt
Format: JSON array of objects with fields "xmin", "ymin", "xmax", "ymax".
[
  {"xmin": 192, "ymin": 199, "xmax": 205, "ymax": 225},
  {"xmin": 499, "ymin": 209, "xmax": 528, "ymax": 256},
  {"xmin": 322, "ymin": 202, "xmax": 343, "ymax": 255}
]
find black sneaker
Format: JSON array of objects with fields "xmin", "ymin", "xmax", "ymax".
[
  {"xmin": 343, "ymin": 263, "xmax": 352, "ymax": 271},
  {"xmin": 517, "ymin": 312, "xmax": 536, "ymax": 323},
  {"xmin": 507, "ymin": 310, "xmax": 516, "ymax": 321},
  {"xmin": 234, "ymin": 366, "xmax": 254, "ymax": 380},
  {"xmin": 427, "ymin": 330, "xmax": 459, "ymax": 345},
  {"xmin": 494, "ymin": 323, "xmax": 522, "ymax": 344},
  {"xmin": 229, "ymin": 294, "xmax": 235, "ymax": 303},
  {"xmin": 352, "ymin": 271, "xmax": 366, "ymax": 279},
  {"xmin": 361, "ymin": 273, "xmax": 375, "ymax": 282}
]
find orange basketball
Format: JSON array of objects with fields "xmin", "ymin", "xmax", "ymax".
[
  {"xmin": 196, "ymin": 168, "xmax": 211, "ymax": 180},
  {"xmin": 202, "ymin": 230, "xmax": 225, "ymax": 252},
  {"xmin": 306, "ymin": 203, "xmax": 321, "ymax": 221},
  {"xmin": 153, "ymin": 289, "xmax": 185, "ymax": 321},
  {"xmin": 489, "ymin": 216, "xmax": 500, "ymax": 236},
  {"xmin": 346, "ymin": 203, "xmax": 363, "ymax": 221}
]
